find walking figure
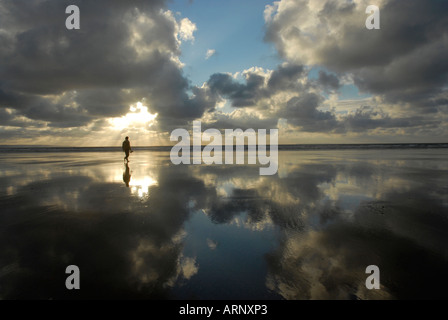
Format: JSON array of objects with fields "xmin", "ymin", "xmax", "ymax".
[{"xmin": 122, "ymin": 136, "xmax": 133, "ymax": 162}]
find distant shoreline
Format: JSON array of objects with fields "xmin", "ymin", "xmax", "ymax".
[{"xmin": 0, "ymin": 143, "xmax": 447, "ymax": 152}]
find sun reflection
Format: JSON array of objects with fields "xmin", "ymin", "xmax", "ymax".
[
  {"xmin": 130, "ymin": 176, "xmax": 158, "ymax": 199},
  {"xmin": 115, "ymin": 163, "xmax": 159, "ymax": 199},
  {"xmin": 109, "ymin": 102, "xmax": 158, "ymax": 130}
]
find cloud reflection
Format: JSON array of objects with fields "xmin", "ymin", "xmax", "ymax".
[{"xmin": 0, "ymin": 150, "xmax": 447, "ymax": 299}]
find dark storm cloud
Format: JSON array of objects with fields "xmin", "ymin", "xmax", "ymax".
[
  {"xmin": 0, "ymin": 0, "xmax": 171, "ymax": 93},
  {"xmin": 267, "ymin": 64, "xmax": 305, "ymax": 91},
  {"xmin": 279, "ymin": 94, "xmax": 338, "ymax": 132},
  {"xmin": 0, "ymin": 86, "xmax": 34, "ymax": 110},
  {"xmin": 26, "ymin": 105, "xmax": 90, "ymax": 128},
  {"xmin": 207, "ymin": 73, "xmax": 266, "ymax": 108},
  {"xmin": 75, "ymin": 89, "xmax": 133, "ymax": 118},
  {"xmin": 265, "ymin": 0, "xmax": 448, "ymax": 110},
  {"xmin": 317, "ymin": 70, "xmax": 341, "ymax": 91},
  {"xmin": 0, "ymin": 0, "xmax": 209, "ymax": 130},
  {"xmin": 205, "ymin": 63, "xmax": 307, "ymax": 109},
  {"xmin": 0, "ymin": 108, "xmax": 14, "ymax": 125}
]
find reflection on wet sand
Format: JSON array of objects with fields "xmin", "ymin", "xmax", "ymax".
[
  {"xmin": 123, "ymin": 162, "xmax": 131, "ymax": 187},
  {"xmin": 0, "ymin": 149, "xmax": 447, "ymax": 299}
]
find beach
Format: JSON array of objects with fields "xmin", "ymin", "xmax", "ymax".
[{"xmin": 0, "ymin": 147, "xmax": 447, "ymax": 299}]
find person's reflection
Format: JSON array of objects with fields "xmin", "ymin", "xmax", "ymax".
[{"xmin": 123, "ymin": 162, "xmax": 131, "ymax": 187}]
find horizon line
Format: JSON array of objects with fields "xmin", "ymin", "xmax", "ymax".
[{"xmin": 1, "ymin": 142, "xmax": 447, "ymax": 148}]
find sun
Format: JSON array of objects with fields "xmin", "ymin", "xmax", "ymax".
[{"xmin": 109, "ymin": 102, "xmax": 158, "ymax": 130}]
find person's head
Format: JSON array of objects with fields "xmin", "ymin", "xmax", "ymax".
[{"xmin": 125, "ymin": 136, "xmax": 129, "ymax": 140}]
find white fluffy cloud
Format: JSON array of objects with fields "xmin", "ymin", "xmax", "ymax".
[
  {"xmin": 205, "ymin": 49, "xmax": 216, "ymax": 60},
  {"xmin": 178, "ymin": 17, "xmax": 197, "ymax": 42}
]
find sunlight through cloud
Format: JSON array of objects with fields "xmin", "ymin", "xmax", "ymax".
[{"xmin": 109, "ymin": 102, "xmax": 158, "ymax": 131}]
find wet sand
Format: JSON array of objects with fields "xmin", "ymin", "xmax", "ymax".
[{"xmin": 0, "ymin": 149, "xmax": 447, "ymax": 299}]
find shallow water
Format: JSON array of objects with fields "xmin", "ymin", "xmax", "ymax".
[{"xmin": 0, "ymin": 149, "xmax": 447, "ymax": 299}]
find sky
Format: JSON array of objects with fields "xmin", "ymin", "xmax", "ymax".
[{"xmin": 0, "ymin": 0, "xmax": 447, "ymax": 146}]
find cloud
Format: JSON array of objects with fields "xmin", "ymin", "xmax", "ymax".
[
  {"xmin": 0, "ymin": 0, "xmax": 206, "ymax": 134},
  {"xmin": 205, "ymin": 63, "xmax": 307, "ymax": 109},
  {"xmin": 205, "ymin": 49, "xmax": 216, "ymax": 60},
  {"xmin": 279, "ymin": 94, "xmax": 339, "ymax": 132},
  {"xmin": 200, "ymin": 61, "xmax": 444, "ymax": 136},
  {"xmin": 264, "ymin": 0, "xmax": 448, "ymax": 110},
  {"xmin": 178, "ymin": 17, "xmax": 197, "ymax": 42},
  {"xmin": 0, "ymin": 0, "xmax": 446, "ymax": 144},
  {"xmin": 267, "ymin": 64, "xmax": 305, "ymax": 92},
  {"xmin": 201, "ymin": 108, "xmax": 279, "ymax": 131},
  {"xmin": 207, "ymin": 72, "xmax": 266, "ymax": 108},
  {"xmin": 317, "ymin": 70, "xmax": 341, "ymax": 91}
]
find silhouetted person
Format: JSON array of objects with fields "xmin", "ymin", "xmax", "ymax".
[
  {"xmin": 122, "ymin": 136, "xmax": 132, "ymax": 162},
  {"xmin": 123, "ymin": 162, "xmax": 131, "ymax": 187}
]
